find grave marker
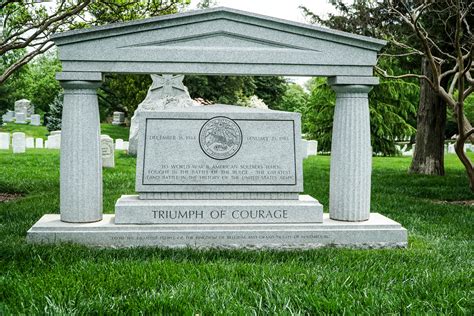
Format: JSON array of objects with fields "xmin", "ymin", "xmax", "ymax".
[
  {"xmin": 26, "ymin": 137, "xmax": 35, "ymax": 148},
  {"xmin": 15, "ymin": 113, "xmax": 27, "ymax": 124},
  {"xmin": 0, "ymin": 132, "xmax": 10, "ymax": 150},
  {"xmin": 101, "ymin": 135, "xmax": 115, "ymax": 168},
  {"xmin": 12, "ymin": 132, "xmax": 26, "ymax": 153},
  {"xmin": 30, "ymin": 114, "xmax": 41, "ymax": 126},
  {"xmin": 112, "ymin": 112, "xmax": 125, "ymax": 125},
  {"xmin": 14, "ymin": 99, "xmax": 34, "ymax": 117},
  {"xmin": 35, "ymin": 138, "xmax": 44, "ymax": 149}
]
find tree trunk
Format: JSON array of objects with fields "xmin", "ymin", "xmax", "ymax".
[{"xmin": 409, "ymin": 57, "xmax": 446, "ymax": 175}]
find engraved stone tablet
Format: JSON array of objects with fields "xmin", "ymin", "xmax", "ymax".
[{"xmin": 135, "ymin": 104, "xmax": 303, "ymax": 193}]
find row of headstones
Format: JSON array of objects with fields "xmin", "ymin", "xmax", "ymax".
[
  {"xmin": 0, "ymin": 131, "xmax": 61, "ymax": 152},
  {"xmin": 301, "ymin": 140, "xmax": 318, "ymax": 159},
  {"xmin": 444, "ymin": 143, "xmax": 473, "ymax": 154},
  {"xmin": 0, "ymin": 131, "xmax": 129, "ymax": 155},
  {"xmin": 397, "ymin": 143, "xmax": 474, "ymax": 156},
  {"xmin": 3, "ymin": 111, "xmax": 41, "ymax": 126}
]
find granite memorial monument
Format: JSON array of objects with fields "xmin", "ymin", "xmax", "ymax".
[{"xmin": 27, "ymin": 7, "xmax": 407, "ymax": 248}]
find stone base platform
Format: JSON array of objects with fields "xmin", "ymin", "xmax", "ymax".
[{"xmin": 27, "ymin": 213, "xmax": 407, "ymax": 249}]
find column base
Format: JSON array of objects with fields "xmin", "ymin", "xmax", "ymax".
[{"xmin": 27, "ymin": 213, "xmax": 407, "ymax": 249}]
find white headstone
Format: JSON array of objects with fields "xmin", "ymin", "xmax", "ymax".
[
  {"xmin": 47, "ymin": 134, "xmax": 61, "ymax": 149},
  {"xmin": 44, "ymin": 140, "xmax": 49, "ymax": 149},
  {"xmin": 30, "ymin": 114, "xmax": 41, "ymax": 126},
  {"xmin": 307, "ymin": 140, "xmax": 318, "ymax": 156},
  {"xmin": 15, "ymin": 112, "xmax": 27, "ymax": 124},
  {"xmin": 12, "ymin": 132, "xmax": 26, "ymax": 153},
  {"xmin": 26, "ymin": 137, "xmax": 35, "ymax": 148},
  {"xmin": 112, "ymin": 112, "xmax": 125, "ymax": 125},
  {"xmin": 115, "ymin": 138, "xmax": 124, "ymax": 150},
  {"xmin": 35, "ymin": 138, "xmax": 44, "ymax": 149},
  {"xmin": 448, "ymin": 143, "xmax": 455, "ymax": 154},
  {"xmin": 301, "ymin": 139, "xmax": 308, "ymax": 159},
  {"xmin": 50, "ymin": 130, "xmax": 61, "ymax": 135},
  {"xmin": 101, "ymin": 135, "xmax": 115, "ymax": 168},
  {"xmin": 14, "ymin": 99, "xmax": 34, "ymax": 117},
  {"xmin": 402, "ymin": 145, "xmax": 413, "ymax": 156},
  {"xmin": 0, "ymin": 132, "xmax": 10, "ymax": 150},
  {"xmin": 123, "ymin": 141, "xmax": 129, "ymax": 152},
  {"xmin": 4, "ymin": 111, "xmax": 15, "ymax": 122}
]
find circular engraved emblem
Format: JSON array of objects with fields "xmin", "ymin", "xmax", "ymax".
[{"xmin": 199, "ymin": 116, "xmax": 242, "ymax": 160}]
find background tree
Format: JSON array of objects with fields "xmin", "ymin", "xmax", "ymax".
[
  {"xmin": 253, "ymin": 76, "xmax": 288, "ymax": 109},
  {"xmin": 24, "ymin": 51, "xmax": 62, "ymax": 113},
  {"xmin": 0, "ymin": 48, "xmax": 30, "ymax": 113},
  {"xmin": 301, "ymin": 1, "xmax": 418, "ymax": 155},
  {"xmin": 288, "ymin": 77, "xmax": 416, "ymax": 155},
  {"xmin": 0, "ymin": 0, "xmax": 91, "ymax": 84},
  {"xmin": 0, "ymin": 0, "xmax": 191, "ymax": 85},
  {"xmin": 301, "ymin": 0, "xmax": 471, "ymax": 176},
  {"xmin": 46, "ymin": 92, "xmax": 63, "ymax": 132},
  {"xmin": 380, "ymin": 0, "xmax": 474, "ymax": 190}
]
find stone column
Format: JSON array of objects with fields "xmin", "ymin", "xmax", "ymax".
[
  {"xmin": 59, "ymin": 80, "xmax": 103, "ymax": 222},
  {"xmin": 329, "ymin": 83, "xmax": 373, "ymax": 221}
]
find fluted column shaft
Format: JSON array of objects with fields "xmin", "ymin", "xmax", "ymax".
[
  {"xmin": 329, "ymin": 85, "xmax": 373, "ymax": 221},
  {"xmin": 60, "ymin": 80, "xmax": 102, "ymax": 223}
]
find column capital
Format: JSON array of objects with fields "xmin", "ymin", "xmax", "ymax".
[
  {"xmin": 328, "ymin": 76, "xmax": 379, "ymax": 86},
  {"xmin": 56, "ymin": 71, "xmax": 103, "ymax": 81},
  {"xmin": 60, "ymin": 80, "xmax": 102, "ymax": 90},
  {"xmin": 331, "ymin": 84, "xmax": 373, "ymax": 94}
]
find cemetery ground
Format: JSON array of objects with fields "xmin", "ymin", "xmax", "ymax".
[{"xmin": 0, "ymin": 149, "xmax": 472, "ymax": 314}]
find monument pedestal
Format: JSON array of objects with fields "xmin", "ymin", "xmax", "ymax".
[
  {"xmin": 115, "ymin": 195, "xmax": 323, "ymax": 224},
  {"xmin": 26, "ymin": 101, "xmax": 408, "ymax": 249},
  {"xmin": 27, "ymin": 213, "xmax": 407, "ymax": 249}
]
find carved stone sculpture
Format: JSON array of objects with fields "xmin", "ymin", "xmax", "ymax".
[{"xmin": 128, "ymin": 74, "xmax": 197, "ymax": 156}]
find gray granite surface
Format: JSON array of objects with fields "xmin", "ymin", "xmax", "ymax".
[
  {"xmin": 52, "ymin": 8, "xmax": 383, "ymax": 77},
  {"xmin": 136, "ymin": 105, "xmax": 303, "ymax": 193},
  {"xmin": 27, "ymin": 213, "xmax": 407, "ymax": 249},
  {"xmin": 115, "ymin": 194, "xmax": 323, "ymax": 224}
]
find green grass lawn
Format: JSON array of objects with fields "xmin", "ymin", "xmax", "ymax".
[
  {"xmin": 0, "ymin": 123, "xmax": 129, "ymax": 141},
  {"xmin": 0, "ymin": 151, "xmax": 472, "ymax": 314},
  {"xmin": 0, "ymin": 123, "xmax": 49, "ymax": 139},
  {"xmin": 100, "ymin": 123, "xmax": 130, "ymax": 140}
]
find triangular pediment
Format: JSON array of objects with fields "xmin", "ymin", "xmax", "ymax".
[
  {"xmin": 121, "ymin": 31, "xmax": 320, "ymax": 52},
  {"xmin": 53, "ymin": 7, "xmax": 385, "ymax": 76}
]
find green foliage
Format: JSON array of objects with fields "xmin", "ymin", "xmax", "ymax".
[
  {"xmin": 279, "ymin": 77, "xmax": 417, "ymax": 155},
  {"xmin": 24, "ymin": 53, "xmax": 62, "ymax": 113},
  {"xmin": 100, "ymin": 124, "xmax": 130, "ymax": 141},
  {"xmin": 1, "ymin": 51, "xmax": 61, "ymax": 115},
  {"xmin": 78, "ymin": 0, "xmax": 191, "ymax": 27},
  {"xmin": 99, "ymin": 74, "xmax": 152, "ymax": 120},
  {"xmin": 276, "ymin": 83, "xmax": 308, "ymax": 114},
  {"xmin": 302, "ymin": 78, "xmax": 336, "ymax": 151},
  {"xmin": 253, "ymin": 76, "xmax": 288, "ymax": 109},
  {"xmin": 446, "ymin": 93, "xmax": 474, "ymax": 139},
  {"xmin": 46, "ymin": 93, "xmax": 63, "ymax": 132},
  {"xmin": 369, "ymin": 79, "xmax": 418, "ymax": 155},
  {"xmin": 0, "ymin": 50, "xmax": 31, "ymax": 113},
  {"xmin": 196, "ymin": 0, "xmax": 218, "ymax": 9},
  {"xmin": 0, "ymin": 152, "xmax": 472, "ymax": 314},
  {"xmin": 183, "ymin": 75, "xmax": 288, "ymax": 108},
  {"xmin": 184, "ymin": 75, "xmax": 256, "ymax": 105}
]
